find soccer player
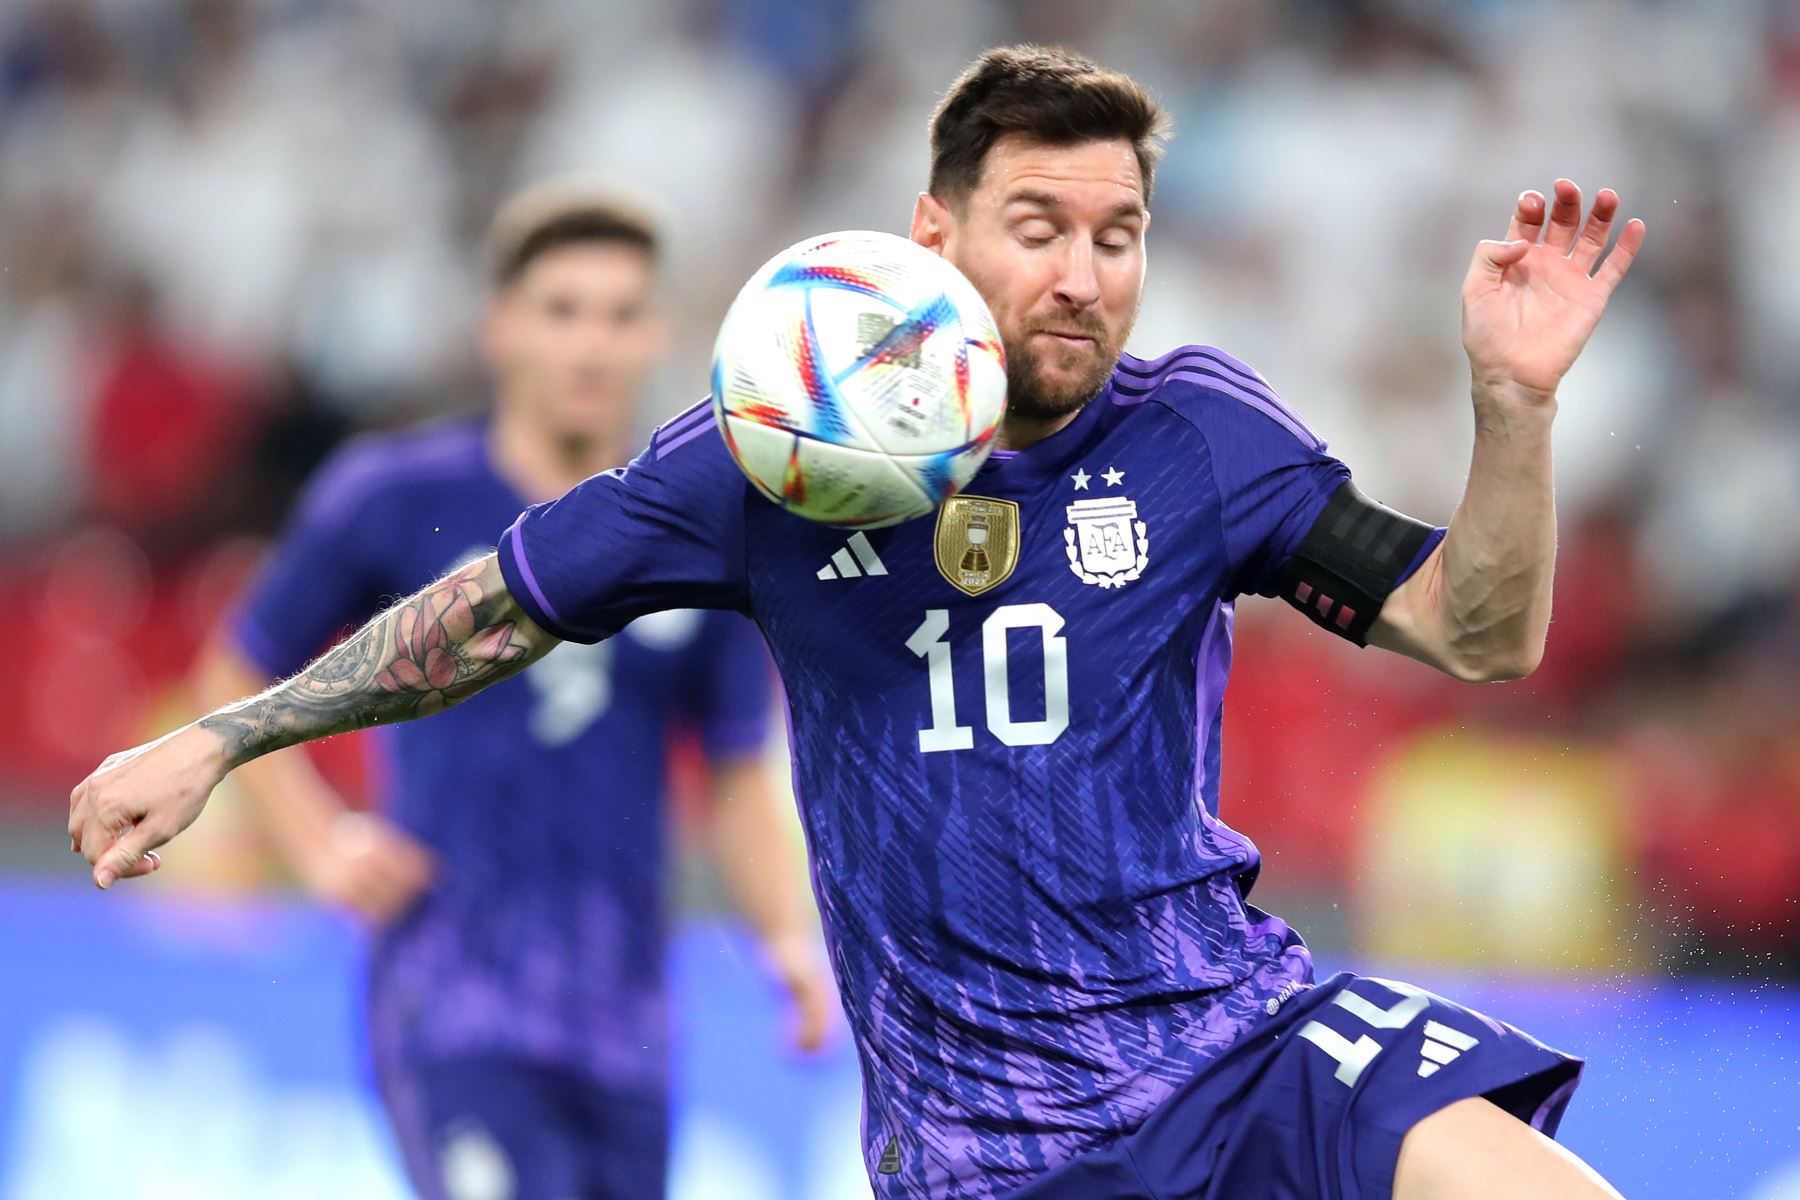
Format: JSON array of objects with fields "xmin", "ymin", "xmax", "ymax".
[
  {"xmin": 72, "ymin": 47, "xmax": 1644, "ymax": 1200},
  {"xmin": 190, "ymin": 184, "xmax": 831, "ymax": 1200}
]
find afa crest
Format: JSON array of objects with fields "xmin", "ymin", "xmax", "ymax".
[
  {"xmin": 934, "ymin": 495, "xmax": 1020, "ymax": 596},
  {"xmin": 1064, "ymin": 496, "xmax": 1149, "ymax": 588}
]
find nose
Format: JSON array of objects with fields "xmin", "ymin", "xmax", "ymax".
[{"xmin": 1052, "ymin": 238, "xmax": 1101, "ymax": 312}]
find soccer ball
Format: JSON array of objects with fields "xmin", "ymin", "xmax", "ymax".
[{"xmin": 711, "ymin": 230, "xmax": 1007, "ymax": 528}]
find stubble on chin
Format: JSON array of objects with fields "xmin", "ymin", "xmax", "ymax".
[{"xmin": 1002, "ymin": 336, "xmax": 1116, "ymax": 422}]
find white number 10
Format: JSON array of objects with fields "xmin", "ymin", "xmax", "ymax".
[{"xmin": 905, "ymin": 604, "xmax": 1070, "ymax": 752}]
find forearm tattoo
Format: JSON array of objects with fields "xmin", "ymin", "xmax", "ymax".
[{"xmin": 199, "ymin": 554, "xmax": 540, "ymax": 768}]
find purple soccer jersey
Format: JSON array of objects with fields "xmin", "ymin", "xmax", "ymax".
[
  {"xmin": 498, "ymin": 346, "xmax": 1432, "ymax": 1198},
  {"xmin": 233, "ymin": 419, "xmax": 772, "ymax": 1096}
]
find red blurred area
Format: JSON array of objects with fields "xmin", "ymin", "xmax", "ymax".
[
  {"xmin": 1218, "ymin": 510, "xmax": 1800, "ymax": 972},
  {"xmin": 0, "ymin": 533, "xmax": 371, "ymax": 809},
  {"xmin": 86, "ymin": 300, "xmax": 256, "ymax": 539}
]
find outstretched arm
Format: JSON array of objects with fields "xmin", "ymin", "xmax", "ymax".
[
  {"xmin": 199, "ymin": 554, "xmax": 547, "ymax": 761},
  {"xmin": 1371, "ymin": 181, "xmax": 1645, "ymax": 681},
  {"xmin": 70, "ymin": 554, "xmax": 559, "ymax": 888}
]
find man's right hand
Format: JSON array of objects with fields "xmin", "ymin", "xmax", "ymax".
[
  {"xmin": 301, "ymin": 811, "xmax": 435, "ymax": 924},
  {"xmin": 69, "ymin": 724, "xmax": 230, "ymax": 889}
]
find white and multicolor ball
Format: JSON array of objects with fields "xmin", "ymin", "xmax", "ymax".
[{"xmin": 711, "ymin": 230, "xmax": 1008, "ymax": 528}]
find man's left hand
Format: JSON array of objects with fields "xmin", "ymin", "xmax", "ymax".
[
  {"xmin": 764, "ymin": 932, "xmax": 836, "ymax": 1054},
  {"xmin": 1461, "ymin": 179, "xmax": 1646, "ymax": 405}
]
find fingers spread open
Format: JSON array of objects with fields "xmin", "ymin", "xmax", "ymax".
[
  {"xmin": 1594, "ymin": 217, "xmax": 1648, "ymax": 297},
  {"xmin": 1573, "ymin": 188, "xmax": 1620, "ymax": 271},
  {"xmin": 1504, "ymin": 190, "xmax": 1546, "ymax": 243},
  {"xmin": 1544, "ymin": 178, "xmax": 1584, "ymax": 253}
]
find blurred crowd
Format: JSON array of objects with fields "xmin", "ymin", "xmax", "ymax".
[{"xmin": 0, "ymin": 0, "xmax": 1795, "ymax": 974}]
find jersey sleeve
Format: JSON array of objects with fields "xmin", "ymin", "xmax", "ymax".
[
  {"xmin": 681, "ymin": 612, "xmax": 775, "ymax": 762},
  {"xmin": 1184, "ymin": 348, "xmax": 1447, "ymax": 639},
  {"xmin": 496, "ymin": 404, "xmax": 752, "ymax": 644},
  {"xmin": 1186, "ymin": 358, "xmax": 1352, "ymax": 601},
  {"xmin": 231, "ymin": 441, "xmax": 389, "ymax": 679}
]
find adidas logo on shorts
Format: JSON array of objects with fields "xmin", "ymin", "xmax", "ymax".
[
  {"xmin": 817, "ymin": 532, "xmax": 889, "ymax": 580},
  {"xmin": 1417, "ymin": 1020, "xmax": 1479, "ymax": 1077}
]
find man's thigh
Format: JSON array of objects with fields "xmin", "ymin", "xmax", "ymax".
[
  {"xmin": 1236, "ymin": 974, "xmax": 1585, "ymax": 1200},
  {"xmin": 1393, "ymin": 1097, "xmax": 1623, "ymax": 1200},
  {"xmin": 1129, "ymin": 974, "xmax": 1586, "ymax": 1200},
  {"xmin": 998, "ymin": 973, "xmax": 1591, "ymax": 1200}
]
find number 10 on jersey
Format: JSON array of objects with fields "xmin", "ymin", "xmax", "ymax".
[{"xmin": 906, "ymin": 604, "xmax": 1070, "ymax": 751}]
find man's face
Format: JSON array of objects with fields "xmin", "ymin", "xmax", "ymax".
[
  {"xmin": 913, "ymin": 135, "xmax": 1148, "ymax": 424},
  {"xmin": 483, "ymin": 242, "xmax": 665, "ymax": 442}
]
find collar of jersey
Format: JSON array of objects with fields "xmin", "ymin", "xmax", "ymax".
[{"xmin": 972, "ymin": 377, "xmax": 1116, "ymax": 492}]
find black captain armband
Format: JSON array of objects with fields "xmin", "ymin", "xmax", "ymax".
[{"xmin": 1273, "ymin": 481, "xmax": 1437, "ymax": 646}]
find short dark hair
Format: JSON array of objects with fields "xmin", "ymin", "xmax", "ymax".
[
  {"xmin": 486, "ymin": 181, "xmax": 660, "ymax": 287},
  {"xmin": 928, "ymin": 45, "xmax": 1170, "ymax": 207}
]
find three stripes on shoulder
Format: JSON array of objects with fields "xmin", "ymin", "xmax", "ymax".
[
  {"xmin": 818, "ymin": 532, "xmax": 888, "ymax": 580},
  {"xmin": 1418, "ymin": 1020, "xmax": 1478, "ymax": 1078}
]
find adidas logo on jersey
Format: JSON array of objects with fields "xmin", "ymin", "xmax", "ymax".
[
  {"xmin": 817, "ymin": 532, "xmax": 888, "ymax": 580},
  {"xmin": 1417, "ymin": 1020, "xmax": 1478, "ymax": 1077}
]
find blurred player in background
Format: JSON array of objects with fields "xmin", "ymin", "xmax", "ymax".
[
  {"xmin": 74, "ymin": 46, "xmax": 1645, "ymax": 1200},
  {"xmin": 192, "ymin": 183, "xmax": 830, "ymax": 1200}
]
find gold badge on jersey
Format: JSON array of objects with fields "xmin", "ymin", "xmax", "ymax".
[{"xmin": 934, "ymin": 495, "xmax": 1020, "ymax": 596}]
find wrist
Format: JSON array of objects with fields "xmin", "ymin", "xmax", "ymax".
[
  {"xmin": 182, "ymin": 720, "xmax": 238, "ymax": 780},
  {"xmin": 1470, "ymin": 375, "xmax": 1559, "ymax": 441},
  {"xmin": 1470, "ymin": 369, "xmax": 1558, "ymax": 415},
  {"xmin": 195, "ymin": 705, "xmax": 273, "ymax": 771}
]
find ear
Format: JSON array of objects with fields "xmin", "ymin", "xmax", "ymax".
[{"xmin": 910, "ymin": 192, "xmax": 952, "ymax": 256}]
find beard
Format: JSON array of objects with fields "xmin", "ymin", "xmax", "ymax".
[{"xmin": 999, "ymin": 316, "xmax": 1126, "ymax": 423}]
